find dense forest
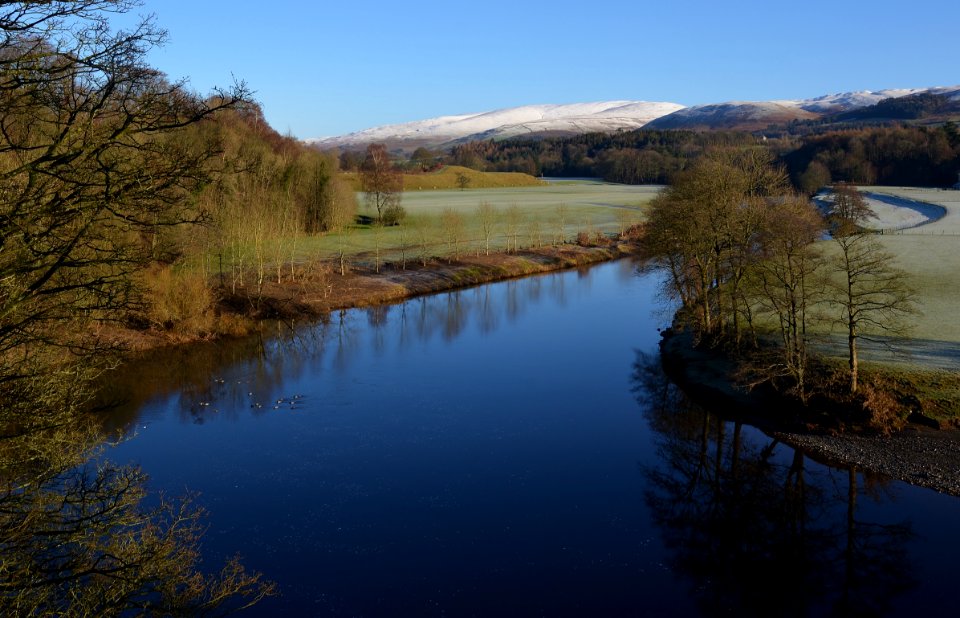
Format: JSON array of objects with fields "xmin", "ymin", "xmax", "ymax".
[
  {"xmin": 784, "ymin": 124, "xmax": 960, "ymax": 190},
  {"xmin": 425, "ymin": 124, "xmax": 960, "ymax": 192}
]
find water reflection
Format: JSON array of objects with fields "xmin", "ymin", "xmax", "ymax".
[
  {"xmin": 91, "ymin": 260, "xmax": 960, "ymax": 615},
  {"xmin": 632, "ymin": 352, "xmax": 916, "ymax": 616},
  {"xmin": 100, "ymin": 266, "xmax": 597, "ymax": 435}
]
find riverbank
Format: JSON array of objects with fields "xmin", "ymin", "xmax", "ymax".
[
  {"xmin": 659, "ymin": 326, "xmax": 960, "ymax": 496},
  {"xmin": 121, "ymin": 241, "xmax": 640, "ymax": 352}
]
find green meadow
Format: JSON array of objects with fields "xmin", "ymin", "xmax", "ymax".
[{"xmin": 290, "ymin": 181, "xmax": 660, "ymax": 262}]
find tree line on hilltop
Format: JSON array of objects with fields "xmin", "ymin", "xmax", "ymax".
[{"xmin": 368, "ymin": 123, "xmax": 960, "ymax": 191}]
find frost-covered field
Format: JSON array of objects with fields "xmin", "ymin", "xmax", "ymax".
[
  {"xmin": 864, "ymin": 186, "xmax": 960, "ymax": 234},
  {"xmin": 815, "ymin": 189, "xmax": 949, "ymax": 230},
  {"xmin": 855, "ymin": 187, "xmax": 960, "ymax": 351}
]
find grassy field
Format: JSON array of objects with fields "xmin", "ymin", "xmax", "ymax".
[
  {"xmin": 863, "ymin": 187, "xmax": 960, "ymax": 344},
  {"xmin": 804, "ymin": 187, "xmax": 960, "ymax": 386},
  {"xmin": 286, "ymin": 181, "xmax": 660, "ymax": 264}
]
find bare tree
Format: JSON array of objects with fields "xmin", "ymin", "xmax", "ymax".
[
  {"xmin": 828, "ymin": 186, "xmax": 916, "ymax": 393},
  {"xmin": 409, "ymin": 216, "xmax": 434, "ymax": 267},
  {"xmin": 0, "ymin": 385, "xmax": 276, "ymax": 615},
  {"xmin": 554, "ymin": 204, "xmax": 569, "ymax": 245},
  {"xmin": 0, "ymin": 1, "xmax": 249, "ymax": 369},
  {"xmin": 456, "ymin": 172, "xmax": 471, "ymax": 191},
  {"xmin": 504, "ymin": 205, "xmax": 524, "ymax": 253},
  {"xmin": 642, "ymin": 150, "xmax": 788, "ymax": 343},
  {"xmin": 0, "ymin": 5, "xmax": 273, "ymax": 611},
  {"xmin": 371, "ymin": 220, "xmax": 385, "ymax": 273},
  {"xmin": 360, "ymin": 143, "xmax": 403, "ymax": 223},
  {"xmin": 750, "ymin": 196, "xmax": 826, "ymax": 400},
  {"xmin": 439, "ymin": 208, "xmax": 466, "ymax": 262},
  {"xmin": 301, "ymin": 154, "xmax": 356, "ymax": 233},
  {"xmin": 476, "ymin": 202, "xmax": 499, "ymax": 256}
]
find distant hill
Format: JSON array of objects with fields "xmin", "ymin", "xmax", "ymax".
[
  {"xmin": 645, "ymin": 87, "xmax": 960, "ymax": 131},
  {"xmin": 307, "ymin": 101, "xmax": 685, "ymax": 153},
  {"xmin": 308, "ymin": 86, "xmax": 960, "ymax": 151},
  {"xmin": 831, "ymin": 89, "xmax": 960, "ymax": 123},
  {"xmin": 644, "ymin": 102, "xmax": 820, "ymax": 130}
]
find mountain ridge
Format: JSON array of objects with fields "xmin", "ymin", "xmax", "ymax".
[{"xmin": 308, "ymin": 86, "xmax": 960, "ymax": 151}]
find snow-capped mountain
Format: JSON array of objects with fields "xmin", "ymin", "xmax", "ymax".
[
  {"xmin": 308, "ymin": 86, "xmax": 960, "ymax": 151},
  {"xmin": 646, "ymin": 85, "xmax": 960, "ymax": 130},
  {"xmin": 778, "ymin": 88, "xmax": 928, "ymax": 113},
  {"xmin": 645, "ymin": 101, "xmax": 819, "ymax": 130},
  {"xmin": 306, "ymin": 101, "xmax": 685, "ymax": 152}
]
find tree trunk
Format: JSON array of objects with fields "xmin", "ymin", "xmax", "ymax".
[{"xmin": 849, "ymin": 329, "xmax": 858, "ymax": 394}]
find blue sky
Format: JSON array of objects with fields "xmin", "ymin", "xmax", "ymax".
[{"xmin": 120, "ymin": 0, "xmax": 959, "ymax": 139}]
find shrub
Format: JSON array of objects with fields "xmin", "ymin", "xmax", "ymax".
[
  {"xmin": 620, "ymin": 223, "xmax": 644, "ymax": 241},
  {"xmin": 381, "ymin": 204, "xmax": 407, "ymax": 226},
  {"xmin": 861, "ymin": 379, "xmax": 908, "ymax": 435},
  {"xmin": 143, "ymin": 266, "xmax": 214, "ymax": 335}
]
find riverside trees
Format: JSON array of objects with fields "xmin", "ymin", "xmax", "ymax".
[
  {"xmin": 828, "ymin": 184, "xmax": 916, "ymax": 394},
  {"xmin": 645, "ymin": 152, "xmax": 914, "ymax": 402},
  {"xmin": 0, "ymin": 0, "xmax": 247, "ymax": 368},
  {"xmin": 0, "ymin": 1, "xmax": 275, "ymax": 611},
  {"xmin": 644, "ymin": 149, "xmax": 790, "ymax": 345}
]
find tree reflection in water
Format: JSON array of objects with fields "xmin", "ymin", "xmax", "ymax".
[
  {"xmin": 0, "ymin": 393, "xmax": 275, "ymax": 613},
  {"xmin": 632, "ymin": 352, "xmax": 915, "ymax": 616}
]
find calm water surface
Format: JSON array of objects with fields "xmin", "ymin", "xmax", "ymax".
[{"xmin": 104, "ymin": 260, "xmax": 960, "ymax": 616}]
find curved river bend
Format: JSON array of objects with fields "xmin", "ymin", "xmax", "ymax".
[{"xmin": 104, "ymin": 260, "xmax": 960, "ymax": 616}]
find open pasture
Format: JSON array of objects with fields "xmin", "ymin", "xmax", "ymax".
[
  {"xmin": 812, "ymin": 187, "xmax": 960, "ymax": 369},
  {"xmin": 292, "ymin": 182, "xmax": 660, "ymax": 262}
]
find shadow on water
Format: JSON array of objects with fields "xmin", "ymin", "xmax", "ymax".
[{"xmin": 632, "ymin": 351, "xmax": 917, "ymax": 616}]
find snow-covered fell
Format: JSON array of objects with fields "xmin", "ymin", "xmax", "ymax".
[
  {"xmin": 778, "ymin": 88, "xmax": 926, "ymax": 113},
  {"xmin": 306, "ymin": 101, "xmax": 685, "ymax": 150},
  {"xmin": 308, "ymin": 86, "xmax": 960, "ymax": 150},
  {"xmin": 646, "ymin": 85, "xmax": 960, "ymax": 130},
  {"xmin": 646, "ymin": 101, "xmax": 819, "ymax": 129}
]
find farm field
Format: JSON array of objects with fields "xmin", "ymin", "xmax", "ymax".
[
  {"xmin": 289, "ymin": 181, "xmax": 661, "ymax": 264},
  {"xmin": 867, "ymin": 187, "xmax": 960, "ymax": 344},
  {"xmin": 813, "ymin": 187, "xmax": 960, "ymax": 373}
]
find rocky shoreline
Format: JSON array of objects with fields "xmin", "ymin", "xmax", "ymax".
[
  {"xmin": 659, "ymin": 327, "xmax": 960, "ymax": 497},
  {"xmin": 773, "ymin": 427, "xmax": 960, "ymax": 496}
]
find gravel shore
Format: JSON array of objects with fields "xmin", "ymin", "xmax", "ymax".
[
  {"xmin": 774, "ymin": 427, "xmax": 960, "ymax": 496},
  {"xmin": 659, "ymin": 327, "xmax": 960, "ymax": 497}
]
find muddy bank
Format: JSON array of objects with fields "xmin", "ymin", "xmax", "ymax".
[
  {"xmin": 659, "ymin": 327, "xmax": 960, "ymax": 496},
  {"xmin": 123, "ymin": 242, "xmax": 639, "ymax": 352}
]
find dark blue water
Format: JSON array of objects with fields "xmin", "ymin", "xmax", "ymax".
[{"xmin": 104, "ymin": 261, "xmax": 960, "ymax": 616}]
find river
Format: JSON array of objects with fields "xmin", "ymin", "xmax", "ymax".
[{"xmin": 102, "ymin": 260, "xmax": 960, "ymax": 616}]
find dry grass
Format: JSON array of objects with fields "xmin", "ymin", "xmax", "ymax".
[
  {"xmin": 343, "ymin": 166, "xmax": 546, "ymax": 192},
  {"xmin": 401, "ymin": 166, "xmax": 546, "ymax": 191}
]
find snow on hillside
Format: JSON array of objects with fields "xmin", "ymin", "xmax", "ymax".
[
  {"xmin": 779, "ymin": 88, "xmax": 925, "ymax": 113},
  {"xmin": 306, "ymin": 101, "xmax": 685, "ymax": 150},
  {"xmin": 645, "ymin": 101, "xmax": 819, "ymax": 129},
  {"xmin": 778, "ymin": 85, "xmax": 960, "ymax": 112},
  {"xmin": 307, "ymin": 85, "xmax": 960, "ymax": 149}
]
